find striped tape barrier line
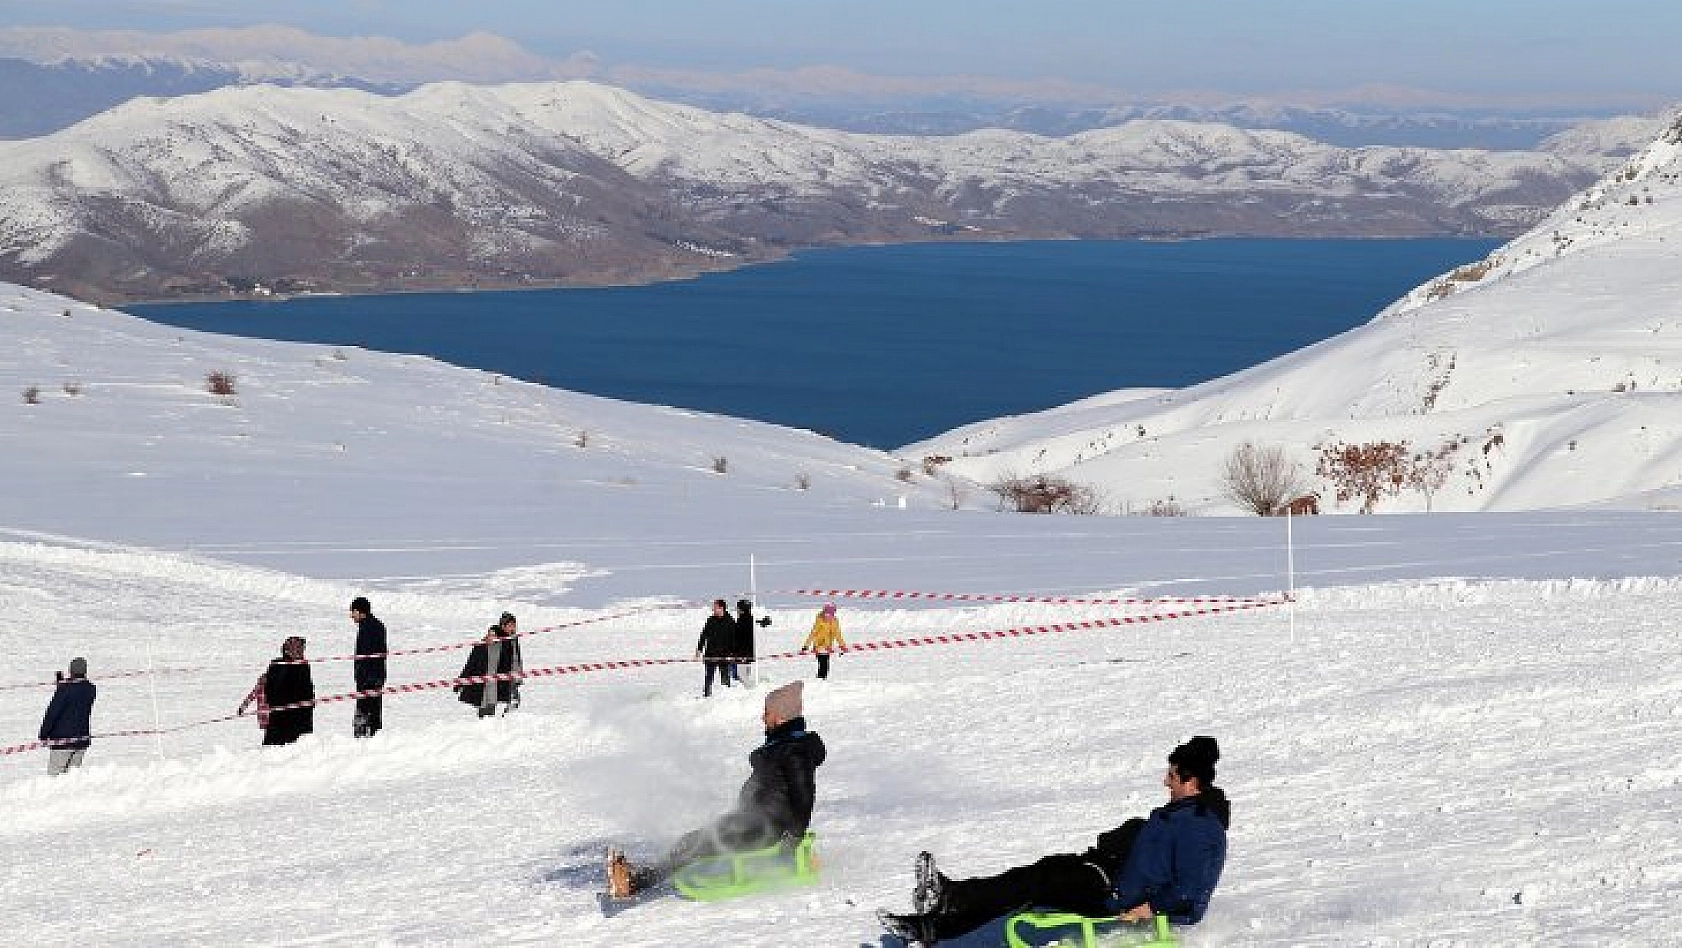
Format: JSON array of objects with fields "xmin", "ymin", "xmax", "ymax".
[
  {"xmin": 779, "ymin": 588, "xmax": 1278, "ymax": 607},
  {"xmin": 1, "ymin": 597, "xmax": 1283, "ymax": 756}
]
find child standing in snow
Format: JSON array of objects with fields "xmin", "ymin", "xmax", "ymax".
[{"xmin": 800, "ymin": 603, "xmax": 845, "ymax": 679}]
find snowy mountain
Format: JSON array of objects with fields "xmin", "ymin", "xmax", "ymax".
[
  {"xmin": 912, "ymin": 115, "xmax": 1682, "ymax": 515},
  {"xmin": 0, "ymin": 80, "xmax": 1616, "ymax": 302}
]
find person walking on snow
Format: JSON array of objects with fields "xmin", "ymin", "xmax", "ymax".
[
  {"xmin": 696, "ymin": 599, "xmax": 736, "ymax": 697},
  {"xmin": 262, "ymin": 636, "xmax": 315, "ymax": 746},
  {"xmin": 455, "ymin": 612, "xmax": 523, "ymax": 717},
  {"xmin": 732, "ymin": 598, "xmax": 771, "ymax": 686},
  {"xmin": 879, "ymin": 736, "xmax": 1229, "ymax": 947},
  {"xmin": 801, "ymin": 603, "xmax": 845, "ymax": 679},
  {"xmin": 349, "ymin": 596, "xmax": 387, "ymax": 738},
  {"xmin": 608, "ymin": 681, "xmax": 825, "ymax": 898},
  {"xmin": 39, "ymin": 657, "xmax": 96, "ymax": 775}
]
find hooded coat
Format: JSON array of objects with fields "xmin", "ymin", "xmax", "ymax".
[
  {"xmin": 716, "ymin": 716, "xmax": 827, "ymax": 848},
  {"xmin": 1109, "ymin": 789, "xmax": 1230, "ymax": 925},
  {"xmin": 263, "ymin": 648, "xmax": 315, "ymax": 746}
]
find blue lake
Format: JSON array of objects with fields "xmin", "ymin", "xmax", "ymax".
[{"xmin": 130, "ymin": 239, "xmax": 1501, "ymax": 448}]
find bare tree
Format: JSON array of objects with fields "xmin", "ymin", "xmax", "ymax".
[
  {"xmin": 1220, "ymin": 441, "xmax": 1306, "ymax": 516},
  {"xmin": 988, "ymin": 472, "xmax": 1103, "ymax": 515},
  {"xmin": 1315, "ymin": 440, "xmax": 1411, "ymax": 514},
  {"xmin": 942, "ymin": 474, "xmax": 969, "ymax": 511}
]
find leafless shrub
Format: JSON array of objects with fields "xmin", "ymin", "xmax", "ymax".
[
  {"xmin": 206, "ymin": 371, "xmax": 237, "ymax": 397},
  {"xmin": 895, "ymin": 467, "xmax": 915, "ymax": 483},
  {"xmin": 987, "ymin": 472, "xmax": 1102, "ymax": 515},
  {"xmin": 331, "ymin": 348, "xmax": 348, "ymax": 361},
  {"xmin": 921, "ymin": 454, "xmax": 952, "ymax": 476},
  {"xmin": 711, "ymin": 456, "xmax": 729, "ymax": 474},
  {"xmin": 1220, "ymin": 441, "xmax": 1306, "ymax": 516},
  {"xmin": 1315, "ymin": 440, "xmax": 1412, "ymax": 514},
  {"xmin": 1136, "ymin": 497, "xmax": 1187, "ymax": 517},
  {"xmin": 794, "ymin": 472, "xmax": 812, "ymax": 491},
  {"xmin": 22, "ymin": 385, "xmax": 40, "ymax": 405},
  {"xmin": 575, "ymin": 430, "xmax": 591, "ymax": 449},
  {"xmin": 62, "ymin": 381, "xmax": 82, "ymax": 396},
  {"xmin": 943, "ymin": 475, "xmax": 969, "ymax": 511}
]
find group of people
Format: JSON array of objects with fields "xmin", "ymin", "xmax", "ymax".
[
  {"xmin": 696, "ymin": 598, "xmax": 846, "ymax": 697},
  {"xmin": 607, "ymin": 683, "xmax": 1228, "ymax": 947}
]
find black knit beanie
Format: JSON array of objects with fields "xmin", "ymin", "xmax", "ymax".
[
  {"xmin": 1169, "ymin": 735, "xmax": 1220, "ymax": 787},
  {"xmin": 351, "ymin": 596, "xmax": 372, "ymax": 614}
]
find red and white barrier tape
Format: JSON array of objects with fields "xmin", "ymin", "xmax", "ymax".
[
  {"xmin": 778, "ymin": 588, "xmax": 1277, "ymax": 607},
  {"xmin": 2, "ymin": 597, "xmax": 1282, "ymax": 757},
  {"xmin": 0, "ymin": 666, "xmax": 211, "ymax": 693}
]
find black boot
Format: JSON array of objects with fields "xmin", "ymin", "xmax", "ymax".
[{"xmin": 878, "ymin": 910, "xmax": 937, "ymax": 947}]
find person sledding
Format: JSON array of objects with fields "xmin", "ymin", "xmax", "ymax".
[
  {"xmin": 606, "ymin": 681, "xmax": 826, "ymax": 899},
  {"xmin": 879, "ymin": 736, "xmax": 1228, "ymax": 947}
]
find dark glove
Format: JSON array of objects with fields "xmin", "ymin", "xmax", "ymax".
[{"xmin": 757, "ymin": 616, "xmax": 772, "ymax": 627}]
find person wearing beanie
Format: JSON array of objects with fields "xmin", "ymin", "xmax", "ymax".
[
  {"xmin": 880, "ymin": 736, "xmax": 1230, "ymax": 946},
  {"xmin": 39, "ymin": 657, "xmax": 97, "ymax": 775},
  {"xmin": 695, "ymin": 599, "xmax": 737, "ymax": 697},
  {"xmin": 607, "ymin": 680, "xmax": 827, "ymax": 898},
  {"xmin": 800, "ymin": 603, "xmax": 845, "ymax": 680},
  {"xmin": 349, "ymin": 596, "xmax": 388, "ymax": 738},
  {"xmin": 262, "ymin": 636, "xmax": 315, "ymax": 746}
]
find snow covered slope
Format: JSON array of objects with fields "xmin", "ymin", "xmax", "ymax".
[
  {"xmin": 4, "ymin": 276, "xmax": 1682, "ymax": 943},
  {"xmin": 0, "ymin": 80, "xmax": 1611, "ymax": 301},
  {"xmin": 913, "ymin": 116, "xmax": 1682, "ymax": 514}
]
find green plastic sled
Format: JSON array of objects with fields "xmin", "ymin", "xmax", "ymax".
[
  {"xmin": 671, "ymin": 831, "xmax": 819, "ymax": 901},
  {"xmin": 1004, "ymin": 911, "xmax": 1178, "ymax": 948}
]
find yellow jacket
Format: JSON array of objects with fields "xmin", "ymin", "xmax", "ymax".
[{"xmin": 802, "ymin": 614, "xmax": 845, "ymax": 652}]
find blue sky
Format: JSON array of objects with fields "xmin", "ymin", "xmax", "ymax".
[{"xmin": 6, "ymin": 0, "xmax": 1680, "ymax": 103}]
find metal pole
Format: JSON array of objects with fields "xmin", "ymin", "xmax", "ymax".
[
  {"xmin": 747, "ymin": 554, "xmax": 759, "ymax": 687},
  {"xmin": 1286, "ymin": 508, "xmax": 1297, "ymax": 646},
  {"xmin": 146, "ymin": 636, "xmax": 165, "ymax": 759}
]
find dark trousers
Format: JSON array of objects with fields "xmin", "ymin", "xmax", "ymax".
[
  {"xmin": 354, "ymin": 695, "xmax": 383, "ymax": 737},
  {"xmin": 926, "ymin": 818, "xmax": 1144, "ymax": 942},
  {"xmin": 633, "ymin": 811, "xmax": 778, "ymax": 890},
  {"xmin": 815, "ymin": 653, "xmax": 831, "ymax": 679},
  {"xmin": 931, "ymin": 854, "xmax": 1113, "ymax": 941},
  {"xmin": 702, "ymin": 661, "xmax": 733, "ymax": 697}
]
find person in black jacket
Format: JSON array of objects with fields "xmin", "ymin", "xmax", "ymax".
[
  {"xmin": 262, "ymin": 636, "xmax": 315, "ymax": 746},
  {"xmin": 349, "ymin": 596, "xmax": 387, "ymax": 738},
  {"xmin": 695, "ymin": 599, "xmax": 736, "ymax": 697},
  {"xmin": 731, "ymin": 598, "xmax": 771, "ymax": 686},
  {"xmin": 39, "ymin": 657, "xmax": 97, "ymax": 775},
  {"xmin": 608, "ymin": 681, "xmax": 825, "ymax": 897},
  {"xmin": 879, "ymin": 737, "xmax": 1230, "ymax": 947},
  {"xmin": 455, "ymin": 613, "xmax": 523, "ymax": 718}
]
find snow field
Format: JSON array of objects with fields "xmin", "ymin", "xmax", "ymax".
[{"xmin": 3, "ymin": 534, "xmax": 1681, "ymax": 945}]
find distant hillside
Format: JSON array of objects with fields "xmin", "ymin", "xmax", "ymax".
[{"xmin": 0, "ymin": 80, "xmax": 1617, "ymax": 302}]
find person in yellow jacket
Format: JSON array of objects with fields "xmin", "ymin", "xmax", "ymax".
[{"xmin": 800, "ymin": 603, "xmax": 845, "ymax": 679}]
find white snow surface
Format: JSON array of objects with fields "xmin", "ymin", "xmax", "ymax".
[
  {"xmin": 913, "ymin": 116, "xmax": 1682, "ymax": 516},
  {"xmin": 4, "ymin": 275, "xmax": 1682, "ymax": 945}
]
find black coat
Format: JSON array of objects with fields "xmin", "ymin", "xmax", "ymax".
[
  {"xmin": 732, "ymin": 717, "xmax": 826, "ymax": 842},
  {"xmin": 354, "ymin": 615, "xmax": 388, "ymax": 691},
  {"xmin": 456, "ymin": 634, "xmax": 521, "ymax": 706},
  {"xmin": 697, "ymin": 614, "xmax": 736, "ymax": 661},
  {"xmin": 733, "ymin": 608, "xmax": 762, "ymax": 661},
  {"xmin": 263, "ymin": 657, "xmax": 315, "ymax": 745},
  {"xmin": 39, "ymin": 678, "xmax": 97, "ymax": 750}
]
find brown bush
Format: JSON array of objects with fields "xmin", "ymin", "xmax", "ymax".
[
  {"xmin": 62, "ymin": 381, "xmax": 83, "ymax": 396},
  {"xmin": 921, "ymin": 454, "xmax": 952, "ymax": 476},
  {"xmin": 206, "ymin": 371, "xmax": 237, "ymax": 397},
  {"xmin": 988, "ymin": 473, "xmax": 1102, "ymax": 515},
  {"xmin": 895, "ymin": 467, "xmax": 915, "ymax": 483},
  {"xmin": 22, "ymin": 385, "xmax": 40, "ymax": 405},
  {"xmin": 1315, "ymin": 440, "xmax": 1412, "ymax": 513},
  {"xmin": 711, "ymin": 456, "xmax": 729, "ymax": 474},
  {"xmin": 794, "ymin": 472, "xmax": 812, "ymax": 490}
]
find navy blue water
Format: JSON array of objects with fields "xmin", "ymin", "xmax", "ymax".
[{"xmin": 131, "ymin": 239, "xmax": 1500, "ymax": 448}]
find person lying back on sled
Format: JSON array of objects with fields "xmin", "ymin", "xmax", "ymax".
[
  {"xmin": 608, "ymin": 681, "xmax": 825, "ymax": 897},
  {"xmin": 880, "ymin": 736, "xmax": 1228, "ymax": 946}
]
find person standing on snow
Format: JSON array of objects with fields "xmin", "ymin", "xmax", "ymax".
[
  {"xmin": 349, "ymin": 596, "xmax": 387, "ymax": 738},
  {"xmin": 732, "ymin": 598, "xmax": 771, "ymax": 686},
  {"xmin": 800, "ymin": 603, "xmax": 845, "ymax": 680},
  {"xmin": 262, "ymin": 636, "xmax": 315, "ymax": 746},
  {"xmin": 455, "ymin": 612, "xmax": 523, "ymax": 718},
  {"xmin": 696, "ymin": 599, "xmax": 736, "ymax": 697},
  {"xmin": 879, "ymin": 736, "xmax": 1229, "ymax": 947},
  {"xmin": 39, "ymin": 657, "xmax": 96, "ymax": 775},
  {"xmin": 608, "ymin": 681, "xmax": 825, "ymax": 898}
]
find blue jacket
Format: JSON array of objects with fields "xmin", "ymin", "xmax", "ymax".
[
  {"xmin": 1111, "ymin": 789, "xmax": 1229, "ymax": 925},
  {"xmin": 39, "ymin": 677, "xmax": 97, "ymax": 751}
]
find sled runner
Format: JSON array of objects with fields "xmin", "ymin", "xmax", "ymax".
[
  {"xmin": 1004, "ymin": 910, "xmax": 1178, "ymax": 948},
  {"xmin": 670, "ymin": 831, "xmax": 820, "ymax": 902}
]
